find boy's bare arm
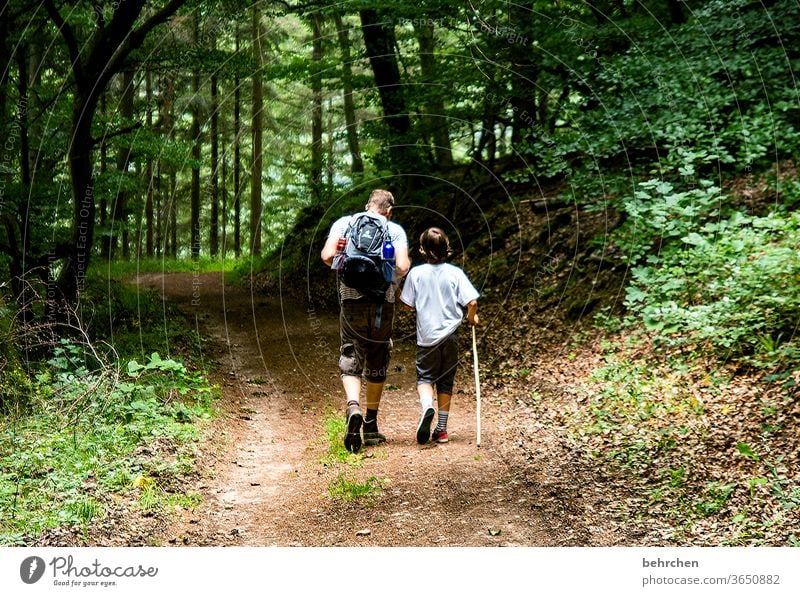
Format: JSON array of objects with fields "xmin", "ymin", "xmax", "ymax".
[
  {"xmin": 399, "ymin": 294, "xmax": 415, "ymax": 310},
  {"xmin": 466, "ymin": 300, "xmax": 479, "ymax": 326}
]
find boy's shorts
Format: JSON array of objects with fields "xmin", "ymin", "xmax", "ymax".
[{"xmin": 415, "ymin": 330, "xmax": 459, "ymax": 394}]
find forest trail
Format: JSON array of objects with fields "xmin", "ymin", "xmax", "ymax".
[{"xmin": 134, "ymin": 271, "xmax": 611, "ymax": 547}]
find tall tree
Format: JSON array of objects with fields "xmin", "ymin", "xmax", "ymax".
[
  {"xmin": 414, "ymin": 20, "xmax": 453, "ymax": 167},
  {"xmin": 144, "ymin": 70, "xmax": 154, "ymax": 258},
  {"xmin": 108, "ymin": 69, "xmax": 135, "ymax": 260},
  {"xmin": 99, "ymin": 92, "xmax": 108, "ymax": 231},
  {"xmin": 310, "ymin": 12, "xmax": 324, "ymax": 201},
  {"xmin": 42, "ymin": 0, "xmax": 185, "ymax": 301},
  {"xmin": 333, "ymin": 12, "xmax": 363, "ymax": 174},
  {"xmin": 359, "ymin": 9, "xmax": 418, "ymax": 173},
  {"xmin": 507, "ymin": 2, "xmax": 539, "ymax": 146},
  {"xmin": 221, "ymin": 143, "xmax": 228, "ymax": 255},
  {"xmin": 250, "ymin": 4, "xmax": 263, "ymax": 256},
  {"xmin": 233, "ymin": 26, "xmax": 242, "ymax": 258},
  {"xmin": 191, "ymin": 15, "xmax": 202, "ymax": 261},
  {"xmin": 209, "ymin": 37, "xmax": 220, "ymax": 257},
  {"xmin": 16, "ymin": 39, "xmax": 32, "ymax": 285}
]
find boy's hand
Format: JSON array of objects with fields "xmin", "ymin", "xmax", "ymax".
[{"xmin": 466, "ymin": 300, "xmax": 479, "ymax": 326}]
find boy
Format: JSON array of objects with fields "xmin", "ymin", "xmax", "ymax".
[{"xmin": 399, "ymin": 227, "xmax": 479, "ymax": 444}]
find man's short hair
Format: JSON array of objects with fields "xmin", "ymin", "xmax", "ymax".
[{"xmin": 367, "ymin": 189, "xmax": 395, "ymax": 213}]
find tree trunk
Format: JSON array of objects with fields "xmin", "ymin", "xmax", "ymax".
[
  {"xmin": 155, "ymin": 161, "xmax": 161, "ymax": 257},
  {"xmin": 508, "ymin": 2, "xmax": 539, "ymax": 147},
  {"xmin": 44, "ymin": 0, "xmax": 186, "ymax": 302},
  {"xmin": 359, "ymin": 9, "xmax": 418, "ymax": 173},
  {"xmin": 250, "ymin": 5, "xmax": 263, "ymax": 256},
  {"xmin": 310, "ymin": 12, "xmax": 324, "ymax": 202},
  {"xmin": 234, "ymin": 28, "xmax": 242, "ymax": 258},
  {"xmin": 169, "ymin": 169, "xmax": 177, "ymax": 258},
  {"xmin": 2, "ymin": 25, "xmax": 21, "ymax": 316},
  {"xmin": 145, "ymin": 69, "xmax": 154, "ymax": 258},
  {"xmin": 17, "ymin": 45, "xmax": 31, "ymax": 187},
  {"xmin": 209, "ymin": 35, "xmax": 219, "ymax": 257},
  {"xmin": 16, "ymin": 42, "xmax": 32, "ymax": 278},
  {"xmin": 221, "ymin": 144, "xmax": 227, "ymax": 255},
  {"xmin": 99, "ymin": 92, "xmax": 108, "ymax": 232},
  {"xmin": 190, "ymin": 15, "xmax": 201, "ymax": 261},
  {"xmin": 666, "ymin": 0, "xmax": 686, "ymax": 24},
  {"xmin": 58, "ymin": 89, "xmax": 101, "ymax": 299},
  {"xmin": 333, "ymin": 12, "xmax": 363, "ymax": 174},
  {"xmin": 414, "ymin": 21, "xmax": 452, "ymax": 167},
  {"xmin": 158, "ymin": 74, "xmax": 174, "ymax": 258},
  {"xmin": 109, "ymin": 69, "xmax": 135, "ymax": 260}
]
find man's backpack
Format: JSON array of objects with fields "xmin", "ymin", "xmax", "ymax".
[{"xmin": 338, "ymin": 212, "xmax": 392, "ymax": 301}]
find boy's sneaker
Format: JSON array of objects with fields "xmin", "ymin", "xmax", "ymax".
[
  {"xmin": 432, "ymin": 428, "xmax": 449, "ymax": 443},
  {"xmin": 363, "ymin": 419, "xmax": 386, "ymax": 446},
  {"xmin": 344, "ymin": 403, "xmax": 363, "ymax": 453},
  {"xmin": 416, "ymin": 407, "xmax": 435, "ymax": 445}
]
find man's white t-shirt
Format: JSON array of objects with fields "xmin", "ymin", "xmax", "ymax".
[
  {"xmin": 327, "ymin": 213, "xmax": 408, "ymax": 303},
  {"xmin": 400, "ymin": 262, "xmax": 479, "ymax": 346}
]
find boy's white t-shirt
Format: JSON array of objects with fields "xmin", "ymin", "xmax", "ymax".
[{"xmin": 400, "ymin": 262, "xmax": 479, "ymax": 347}]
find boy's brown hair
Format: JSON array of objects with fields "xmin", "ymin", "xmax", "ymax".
[{"xmin": 419, "ymin": 227, "xmax": 450, "ymax": 264}]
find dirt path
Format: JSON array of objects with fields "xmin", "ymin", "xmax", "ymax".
[{"xmin": 134, "ymin": 272, "xmax": 602, "ymax": 547}]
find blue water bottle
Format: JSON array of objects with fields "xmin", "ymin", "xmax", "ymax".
[{"xmin": 382, "ymin": 238, "xmax": 395, "ymax": 282}]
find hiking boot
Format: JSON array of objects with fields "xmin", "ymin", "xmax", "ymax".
[
  {"xmin": 363, "ymin": 419, "xmax": 386, "ymax": 446},
  {"xmin": 344, "ymin": 403, "xmax": 363, "ymax": 453},
  {"xmin": 416, "ymin": 407, "xmax": 435, "ymax": 445},
  {"xmin": 432, "ymin": 428, "xmax": 449, "ymax": 444}
]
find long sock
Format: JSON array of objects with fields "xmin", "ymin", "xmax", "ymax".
[
  {"xmin": 420, "ymin": 395, "xmax": 434, "ymax": 413},
  {"xmin": 365, "ymin": 408, "xmax": 379, "ymax": 429},
  {"xmin": 436, "ymin": 410, "xmax": 449, "ymax": 431}
]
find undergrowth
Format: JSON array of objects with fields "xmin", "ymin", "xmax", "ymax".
[
  {"xmin": 319, "ymin": 411, "xmax": 388, "ymax": 503},
  {"xmin": 567, "ymin": 338, "xmax": 799, "ymax": 545},
  {"xmin": 0, "ymin": 349, "xmax": 216, "ymax": 545}
]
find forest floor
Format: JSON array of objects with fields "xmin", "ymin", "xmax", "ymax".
[{"xmin": 132, "ymin": 270, "xmax": 629, "ymax": 547}]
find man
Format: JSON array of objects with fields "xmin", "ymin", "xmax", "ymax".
[{"xmin": 321, "ymin": 189, "xmax": 410, "ymax": 452}]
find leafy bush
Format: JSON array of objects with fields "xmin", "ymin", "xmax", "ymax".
[
  {"xmin": 624, "ymin": 211, "xmax": 800, "ymax": 367},
  {"xmin": 81, "ymin": 274, "xmax": 201, "ymax": 362},
  {"xmin": 614, "ymin": 177, "xmax": 723, "ymax": 263},
  {"xmin": 558, "ymin": 0, "xmax": 800, "ymax": 209},
  {"xmin": 0, "ymin": 351, "xmax": 215, "ymax": 545}
]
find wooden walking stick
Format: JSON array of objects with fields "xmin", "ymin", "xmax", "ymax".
[{"xmin": 472, "ymin": 325, "xmax": 481, "ymax": 447}]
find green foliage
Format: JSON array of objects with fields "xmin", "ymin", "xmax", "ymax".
[
  {"xmin": 80, "ymin": 273, "xmax": 203, "ymax": 363},
  {"xmin": 613, "ymin": 178, "xmax": 723, "ymax": 264},
  {"xmin": 0, "ymin": 352, "xmax": 216, "ymax": 545},
  {"xmin": 100, "ymin": 257, "xmax": 245, "ymax": 278},
  {"xmin": 535, "ymin": 0, "xmax": 800, "ymax": 223},
  {"xmin": 624, "ymin": 211, "xmax": 800, "ymax": 367},
  {"xmin": 320, "ymin": 412, "xmax": 362, "ymax": 467},
  {"xmin": 571, "ymin": 354, "xmax": 704, "ymax": 470},
  {"xmin": 327, "ymin": 474, "xmax": 386, "ymax": 502},
  {"xmin": 694, "ymin": 482, "xmax": 735, "ymax": 517}
]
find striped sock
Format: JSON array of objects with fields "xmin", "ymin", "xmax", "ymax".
[{"xmin": 436, "ymin": 410, "xmax": 449, "ymax": 431}]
